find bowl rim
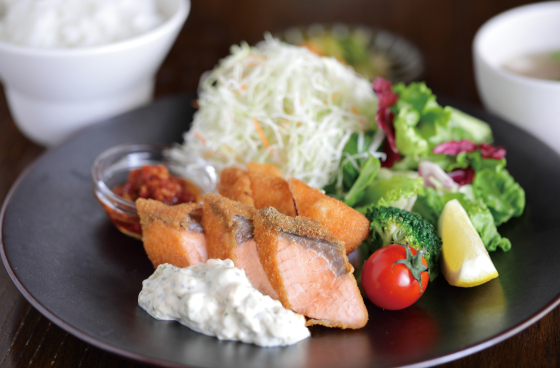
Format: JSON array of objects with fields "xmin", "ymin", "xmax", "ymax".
[
  {"xmin": 276, "ymin": 22, "xmax": 425, "ymax": 83},
  {"xmin": 0, "ymin": 0, "xmax": 190, "ymax": 57},
  {"xmin": 92, "ymin": 142, "xmax": 217, "ymax": 214},
  {"xmin": 473, "ymin": 1, "xmax": 560, "ymax": 89},
  {"xmin": 91, "ymin": 142, "xmax": 173, "ymax": 212}
]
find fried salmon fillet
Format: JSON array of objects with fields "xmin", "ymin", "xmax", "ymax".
[
  {"xmin": 217, "ymin": 166, "xmax": 254, "ymax": 206},
  {"xmin": 201, "ymin": 193, "xmax": 278, "ymax": 299},
  {"xmin": 254, "ymin": 207, "xmax": 368, "ymax": 329},
  {"xmin": 137, "ymin": 198, "xmax": 207, "ymax": 268},
  {"xmin": 247, "ymin": 162, "xmax": 297, "ymax": 216},
  {"xmin": 288, "ymin": 178, "xmax": 370, "ymax": 254},
  {"xmin": 246, "ymin": 162, "xmax": 283, "ymax": 177}
]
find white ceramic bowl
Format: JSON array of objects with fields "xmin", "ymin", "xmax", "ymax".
[
  {"xmin": 0, "ymin": 0, "xmax": 190, "ymax": 147},
  {"xmin": 473, "ymin": 1, "xmax": 560, "ymax": 154}
]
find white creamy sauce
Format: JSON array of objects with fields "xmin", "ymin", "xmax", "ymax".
[{"xmin": 138, "ymin": 259, "xmax": 310, "ymax": 347}]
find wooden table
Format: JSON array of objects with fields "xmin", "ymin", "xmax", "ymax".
[{"xmin": 1, "ymin": 0, "xmax": 558, "ymax": 367}]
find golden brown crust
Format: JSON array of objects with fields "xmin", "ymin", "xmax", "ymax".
[
  {"xmin": 217, "ymin": 167, "xmax": 254, "ymax": 206},
  {"xmin": 136, "ymin": 198, "xmax": 206, "ymax": 269},
  {"xmin": 288, "ymin": 178, "xmax": 370, "ymax": 254},
  {"xmin": 136, "ymin": 198, "xmax": 202, "ymax": 229},
  {"xmin": 246, "ymin": 162, "xmax": 283, "ymax": 177},
  {"xmin": 247, "ymin": 164, "xmax": 297, "ymax": 216},
  {"xmin": 253, "ymin": 209, "xmax": 289, "ymax": 308},
  {"xmin": 256, "ymin": 207, "xmax": 345, "ymax": 246},
  {"xmin": 201, "ymin": 193, "xmax": 256, "ymax": 260}
]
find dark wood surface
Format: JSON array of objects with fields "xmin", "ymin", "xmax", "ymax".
[{"xmin": 0, "ymin": 0, "xmax": 558, "ymax": 367}]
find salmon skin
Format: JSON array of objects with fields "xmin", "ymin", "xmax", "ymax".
[
  {"xmin": 254, "ymin": 207, "xmax": 368, "ymax": 329},
  {"xmin": 137, "ymin": 198, "xmax": 207, "ymax": 269},
  {"xmin": 201, "ymin": 193, "xmax": 278, "ymax": 299},
  {"xmin": 288, "ymin": 178, "xmax": 370, "ymax": 254}
]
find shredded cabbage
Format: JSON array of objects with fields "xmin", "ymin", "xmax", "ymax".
[{"xmin": 171, "ymin": 35, "xmax": 378, "ymax": 188}]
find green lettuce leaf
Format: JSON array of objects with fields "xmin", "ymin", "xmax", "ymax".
[
  {"xmin": 343, "ymin": 155, "xmax": 380, "ymax": 207},
  {"xmin": 448, "ymin": 107, "xmax": 494, "ymax": 143},
  {"xmin": 447, "ymin": 151, "xmax": 505, "ymax": 172},
  {"xmin": 356, "ymin": 169, "xmax": 424, "ymax": 212},
  {"xmin": 324, "ymin": 131, "xmax": 376, "ymax": 199},
  {"xmin": 389, "ymin": 82, "xmax": 494, "ymax": 170},
  {"xmin": 391, "ymin": 83, "xmax": 451, "ymax": 165},
  {"xmin": 471, "ymin": 168, "xmax": 526, "ymax": 226},
  {"xmin": 411, "ymin": 187, "xmax": 443, "ymax": 228},
  {"xmin": 442, "ymin": 150, "xmax": 525, "ymax": 226}
]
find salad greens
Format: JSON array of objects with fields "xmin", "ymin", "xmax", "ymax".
[
  {"xmin": 354, "ymin": 169, "xmax": 424, "ymax": 213},
  {"xmin": 390, "ymin": 82, "xmax": 494, "ymax": 170},
  {"xmin": 326, "ymin": 78, "xmax": 526, "ymax": 276}
]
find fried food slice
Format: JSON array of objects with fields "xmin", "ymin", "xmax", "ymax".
[
  {"xmin": 137, "ymin": 198, "xmax": 207, "ymax": 268},
  {"xmin": 247, "ymin": 163, "xmax": 296, "ymax": 216},
  {"xmin": 201, "ymin": 193, "xmax": 278, "ymax": 299},
  {"xmin": 217, "ymin": 166, "xmax": 254, "ymax": 206},
  {"xmin": 246, "ymin": 162, "xmax": 283, "ymax": 177},
  {"xmin": 288, "ymin": 178, "xmax": 370, "ymax": 254},
  {"xmin": 254, "ymin": 207, "xmax": 368, "ymax": 329}
]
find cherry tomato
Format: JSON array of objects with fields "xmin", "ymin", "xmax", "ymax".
[{"xmin": 361, "ymin": 244, "xmax": 429, "ymax": 310}]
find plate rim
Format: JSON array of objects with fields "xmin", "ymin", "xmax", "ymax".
[{"xmin": 1, "ymin": 95, "xmax": 559, "ymax": 368}]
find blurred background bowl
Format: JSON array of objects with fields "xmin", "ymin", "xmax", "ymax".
[
  {"xmin": 473, "ymin": 1, "xmax": 560, "ymax": 154},
  {"xmin": 0, "ymin": 0, "xmax": 190, "ymax": 147},
  {"xmin": 278, "ymin": 23, "xmax": 424, "ymax": 83}
]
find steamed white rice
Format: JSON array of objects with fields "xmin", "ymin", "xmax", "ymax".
[{"xmin": 0, "ymin": 0, "xmax": 165, "ymax": 48}]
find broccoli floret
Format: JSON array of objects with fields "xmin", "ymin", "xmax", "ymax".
[{"xmin": 364, "ymin": 206, "xmax": 442, "ymax": 280}]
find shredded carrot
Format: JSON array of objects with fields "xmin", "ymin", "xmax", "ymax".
[
  {"xmin": 241, "ymin": 83, "xmax": 247, "ymax": 90},
  {"xmin": 279, "ymin": 119, "xmax": 290, "ymax": 134},
  {"xmin": 193, "ymin": 130, "xmax": 206, "ymax": 144},
  {"xmin": 253, "ymin": 118, "xmax": 270, "ymax": 148},
  {"xmin": 352, "ymin": 105, "xmax": 360, "ymax": 115}
]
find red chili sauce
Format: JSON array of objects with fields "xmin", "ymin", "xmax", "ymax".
[
  {"xmin": 114, "ymin": 165, "xmax": 200, "ymax": 205},
  {"xmin": 108, "ymin": 165, "xmax": 201, "ymax": 238}
]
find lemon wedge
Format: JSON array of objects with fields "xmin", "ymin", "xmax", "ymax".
[{"xmin": 439, "ymin": 199, "xmax": 499, "ymax": 287}]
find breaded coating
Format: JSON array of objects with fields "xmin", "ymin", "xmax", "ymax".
[
  {"xmin": 288, "ymin": 178, "xmax": 370, "ymax": 254},
  {"xmin": 254, "ymin": 207, "xmax": 368, "ymax": 329},
  {"xmin": 247, "ymin": 163, "xmax": 296, "ymax": 216},
  {"xmin": 201, "ymin": 193, "xmax": 256, "ymax": 260},
  {"xmin": 137, "ymin": 198, "xmax": 207, "ymax": 269},
  {"xmin": 201, "ymin": 193, "xmax": 278, "ymax": 299},
  {"xmin": 246, "ymin": 162, "xmax": 283, "ymax": 177},
  {"xmin": 217, "ymin": 166, "xmax": 254, "ymax": 206}
]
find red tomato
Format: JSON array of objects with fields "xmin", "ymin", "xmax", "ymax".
[{"xmin": 361, "ymin": 244, "xmax": 429, "ymax": 310}]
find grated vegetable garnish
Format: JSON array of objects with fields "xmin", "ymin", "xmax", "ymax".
[{"xmin": 170, "ymin": 35, "xmax": 379, "ymax": 188}]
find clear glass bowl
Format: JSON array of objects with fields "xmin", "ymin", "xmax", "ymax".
[{"xmin": 91, "ymin": 143, "xmax": 216, "ymax": 239}]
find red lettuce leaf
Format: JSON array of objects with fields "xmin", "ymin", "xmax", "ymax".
[
  {"xmin": 479, "ymin": 142, "xmax": 506, "ymax": 159},
  {"xmin": 373, "ymin": 77, "xmax": 400, "ymax": 167},
  {"xmin": 433, "ymin": 139, "xmax": 477, "ymax": 155},
  {"xmin": 433, "ymin": 139, "xmax": 506, "ymax": 160},
  {"xmin": 448, "ymin": 166, "xmax": 475, "ymax": 186}
]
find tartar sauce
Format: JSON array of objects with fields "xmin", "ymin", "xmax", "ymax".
[{"xmin": 138, "ymin": 259, "xmax": 310, "ymax": 347}]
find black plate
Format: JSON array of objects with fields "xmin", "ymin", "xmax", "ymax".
[{"xmin": 2, "ymin": 94, "xmax": 559, "ymax": 368}]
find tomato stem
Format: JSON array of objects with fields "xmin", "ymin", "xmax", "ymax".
[{"xmin": 392, "ymin": 245, "xmax": 429, "ymax": 293}]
